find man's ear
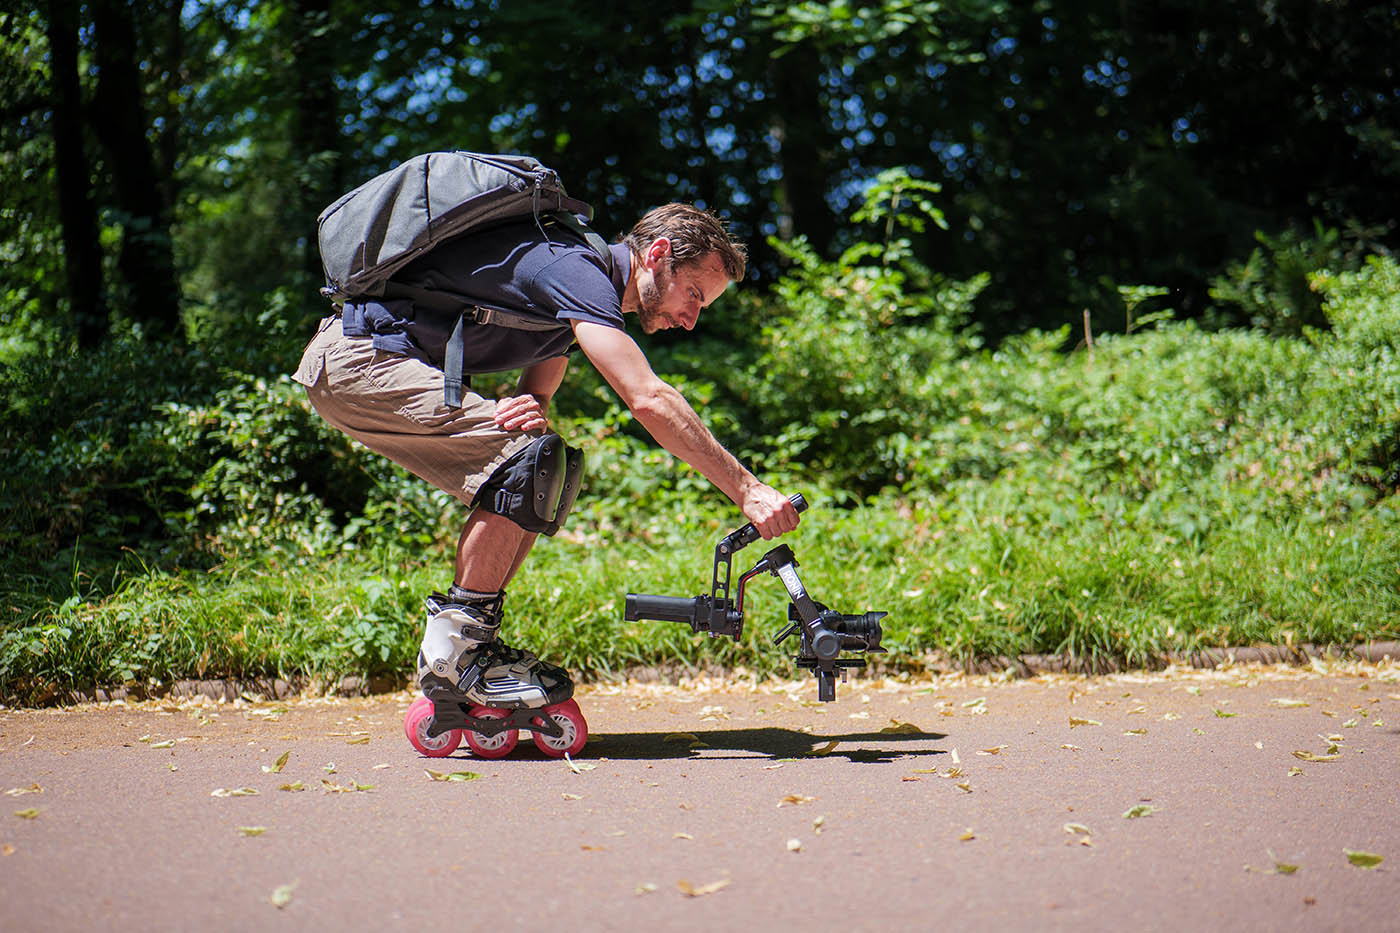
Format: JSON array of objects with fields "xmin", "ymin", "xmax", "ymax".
[{"xmin": 645, "ymin": 237, "xmax": 673, "ymax": 267}]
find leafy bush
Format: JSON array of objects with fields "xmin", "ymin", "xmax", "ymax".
[{"xmin": 1207, "ymin": 221, "xmax": 1352, "ymax": 334}]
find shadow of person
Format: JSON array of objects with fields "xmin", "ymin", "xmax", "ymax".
[{"xmin": 566, "ymin": 725, "xmax": 950, "ymax": 764}]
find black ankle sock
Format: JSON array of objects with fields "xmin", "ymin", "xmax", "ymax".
[{"xmin": 448, "ymin": 585, "xmax": 503, "ymax": 605}]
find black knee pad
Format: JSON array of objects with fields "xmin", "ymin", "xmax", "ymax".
[
  {"xmin": 476, "ymin": 434, "xmax": 584, "ymax": 536},
  {"xmin": 544, "ymin": 442, "xmax": 583, "ymax": 536}
]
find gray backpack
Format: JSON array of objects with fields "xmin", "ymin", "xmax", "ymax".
[{"xmin": 315, "ymin": 151, "xmax": 613, "ymax": 406}]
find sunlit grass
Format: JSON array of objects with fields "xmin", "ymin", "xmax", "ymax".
[{"xmin": 3, "ymin": 491, "xmax": 1395, "ymax": 703}]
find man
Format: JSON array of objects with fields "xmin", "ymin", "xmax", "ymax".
[{"xmin": 292, "ymin": 202, "xmax": 801, "ymax": 732}]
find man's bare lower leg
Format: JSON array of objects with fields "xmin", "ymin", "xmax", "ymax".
[{"xmin": 454, "ymin": 510, "xmax": 535, "ymax": 592}]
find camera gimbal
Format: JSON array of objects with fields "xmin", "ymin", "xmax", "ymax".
[{"xmin": 624, "ymin": 494, "xmax": 887, "ymax": 702}]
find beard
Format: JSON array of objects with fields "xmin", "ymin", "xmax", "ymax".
[{"xmin": 637, "ymin": 266, "xmax": 672, "ymax": 334}]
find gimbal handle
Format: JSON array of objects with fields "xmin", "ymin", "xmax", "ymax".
[{"xmin": 718, "ymin": 493, "xmax": 808, "ymax": 555}]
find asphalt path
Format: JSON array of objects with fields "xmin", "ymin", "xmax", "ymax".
[{"xmin": 2, "ymin": 661, "xmax": 1396, "ymax": 932}]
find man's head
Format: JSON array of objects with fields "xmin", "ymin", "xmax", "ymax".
[{"xmin": 622, "ymin": 204, "xmax": 748, "ymax": 334}]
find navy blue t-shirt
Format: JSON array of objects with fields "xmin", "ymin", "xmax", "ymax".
[{"xmin": 341, "ymin": 220, "xmax": 630, "ymax": 375}]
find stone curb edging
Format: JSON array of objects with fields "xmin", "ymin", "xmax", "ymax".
[{"xmin": 25, "ymin": 640, "xmax": 1400, "ymax": 708}]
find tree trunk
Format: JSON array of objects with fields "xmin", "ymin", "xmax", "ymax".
[
  {"xmin": 289, "ymin": 0, "xmax": 343, "ymax": 289},
  {"xmin": 89, "ymin": 0, "xmax": 182, "ymax": 339},
  {"xmin": 766, "ymin": 49, "xmax": 836, "ymax": 253},
  {"xmin": 45, "ymin": 0, "xmax": 109, "ymax": 347}
]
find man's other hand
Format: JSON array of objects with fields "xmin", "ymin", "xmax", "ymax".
[
  {"xmin": 493, "ymin": 394, "xmax": 549, "ymax": 433},
  {"xmin": 742, "ymin": 484, "xmax": 802, "ymax": 539}
]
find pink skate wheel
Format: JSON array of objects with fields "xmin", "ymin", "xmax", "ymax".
[
  {"xmin": 530, "ymin": 698, "xmax": 588, "ymax": 758},
  {"xmin": 404, "ymin": 696, "xmax": 462, "ymax": 757},
  {"xmin": 464, "ymin": 707, "xmax": 518, "ymax": 759}
]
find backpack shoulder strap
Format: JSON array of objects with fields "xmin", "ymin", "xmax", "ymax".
[{"xmin": 548, "ymin": 212, "xmax": 614, "ymax": 274}]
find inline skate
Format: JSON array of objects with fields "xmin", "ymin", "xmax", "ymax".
[{"xmin": 402, "ymin": 587, "xmax": 588, "ymax": 759}]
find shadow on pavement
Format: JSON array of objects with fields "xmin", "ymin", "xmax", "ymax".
[{"xmin": 577, "ymin": 726, "xmax": 949, "ymax": 763}]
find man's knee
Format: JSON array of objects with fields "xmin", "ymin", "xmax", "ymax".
[{"xmin": 474, "ymin": 434, "xmax": 584, "ymax": 536}]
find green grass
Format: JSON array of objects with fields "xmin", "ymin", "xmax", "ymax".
[{"xmin": 3, "ymin": 491, "xmax": 1395, "ymax": 704}]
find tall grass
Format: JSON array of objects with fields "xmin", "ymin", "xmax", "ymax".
[{"xmin": 3, "ymin": 490, "xmax": 1395, "ymax": 702}]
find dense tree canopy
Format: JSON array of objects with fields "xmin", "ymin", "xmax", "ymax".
[{"xmin": 2, "ymin": 0, "xmax": 1397, "ymax": 353}]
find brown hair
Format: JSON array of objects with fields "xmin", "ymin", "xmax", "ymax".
[{"xmin": 621, "ymin": 203, "xmax": 748, "ymax": 281}]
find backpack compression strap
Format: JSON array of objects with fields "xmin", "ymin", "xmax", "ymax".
[{"xmin": 392, "ymin": 286, "xmax": 568, "ymax": 407}]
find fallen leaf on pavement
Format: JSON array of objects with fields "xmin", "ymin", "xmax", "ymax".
[
  {"xmin": 787, "ymin": 838, "xmax": 802, "ymax": 852},
  {"xmin": 211, "ymin": 787, "xmax": 259, "ymax": 798},
  {"xmin": 1344, "ymin": 850, "xmax": 1384, "ymax": 870},
  {"xmin": 565, "ymin": 754, "xmax": 596, "ymax": 773},
  {"xmin": 425, "ymin": 770, "xmax": 482, "ymax": 782},
  {"xmin": 1069, "ymin": 717, "xmax": 1101, "ymax": 727},
  {"xmin": 1123, "ymin": 804, "xmax": 1159, "ymax": 819},
  {"xmin": 778, "ymin": 794, "xmax": 816, "ymax": 807},
  {"xmin": 4, "ymin": 784, "xmax": 41, "ymax": 797},
  {"xmin": 14, "ymin": 808, "xmax": 40, "ymax": 820},
  {"xmin": 270, "ymin": 882, "xmax": 297, "ymax": 909},
  {"xmin": 977, "ymin": 745, "xmax": 1007, "ymax": 755},
  {"xmin": 262, "ymin": 751, "xmax": 290, "ymax": 774},
  {"xmin": 1291, "ymin": 750, "xmax": 1340, "ymax": 762},
  {"xmin": 1271, "ymin": 699, "xmax": 1310, "ymax": 708},
  {"xmin": 237, "ymin": 826, "xmax": 268, "ymax": 837},
  {"xmin": 1244, "ymin": 851, "xmax": 1299, "ymax": 875},
  {"xmin": 806, "ymin": 741, "xmax": 840, "ymax": 757},
  {"xmin": 879, "ymin": 720, "xmax": 922, "ymax": 734},
  {"xmin": 677, "ymin": 878, "xmax": 730, "ymax": 897}
]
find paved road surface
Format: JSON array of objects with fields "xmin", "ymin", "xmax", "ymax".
[{"xmin": 2, "ymin": 662, "xmax": 1396, "ymax": 931}]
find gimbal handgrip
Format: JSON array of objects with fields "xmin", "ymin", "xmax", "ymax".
[
  {"xmin": 722, "ymin": 493, "xmax": 808, "ymax": 552},
  {"xmin": 624, "ymin": 593, "xmax": 699, "ymax": 624}
]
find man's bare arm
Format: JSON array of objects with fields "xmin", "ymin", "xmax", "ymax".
[{"xmin": 571, "ymin": 320, "xmax": 798, "ymax": 538}]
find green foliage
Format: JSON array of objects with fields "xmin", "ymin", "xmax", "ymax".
[
  {"xmin": 1208, "ymin": 222, "xmax": 1352, "ymax": 334},
  {"xmin": 3, "ymin": 212, "xmax": 1399, "ymax": 701}
]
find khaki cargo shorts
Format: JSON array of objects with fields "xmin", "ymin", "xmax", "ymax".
[{"xmin": 292, "ymin": 315, "xmax": 536, "ymax": 506}]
